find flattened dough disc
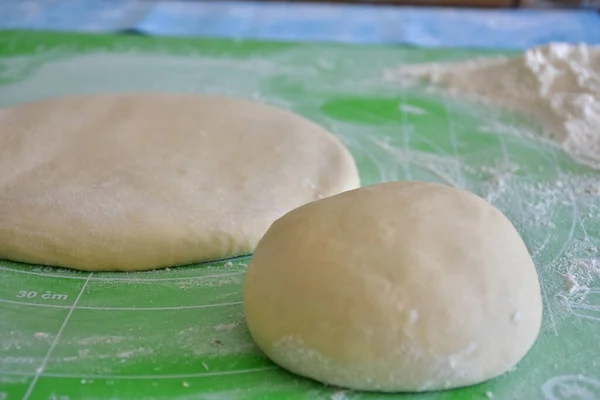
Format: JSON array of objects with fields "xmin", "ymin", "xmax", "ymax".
[{"xmin": 0, "ymin": 93, "xmax": 359, "ymax": 271}]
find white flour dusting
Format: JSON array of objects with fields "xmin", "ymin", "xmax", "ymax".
[
  {"xmin": 385, "ymin": 43, "xmax": 600, "ymax": 170},
  {"xmin": 0, "ymin": 52, "xmax": 299, "ymax": 109},
  {"xmin": 329, "ymin": 390, "xmax": 351, "ymax": 400}
]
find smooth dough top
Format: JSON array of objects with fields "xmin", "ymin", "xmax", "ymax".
[
  {"xmin": 244, "ymin": 181, "xmax": 542, "ymax": 392},
  {"xmin": 0, "ymin": 93, "xmax": 359, "ymax": 271}
]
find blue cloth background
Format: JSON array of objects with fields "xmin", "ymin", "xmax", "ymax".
[{"xmin": 1, "ymin": 0, "xmax": 599, "ymax": 48}]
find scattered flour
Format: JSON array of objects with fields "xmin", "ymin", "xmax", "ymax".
[
  {"xmin": 385, "ymin": 43, "xmax": 600, "ymax": 170},
  {"xmin": 398, "ymin": 104, "xmax": 427, "ymax": 115},
  {"xmin": 330, "ymin": 390, "xmax": 351, "ymax": 400},
  {"xmin": 214, "ymin": 322, "xmax": 239, "ymax": 332},
  {"xmin": 272, "ymin": 335, "xmax": 481, "ymax": 392}
]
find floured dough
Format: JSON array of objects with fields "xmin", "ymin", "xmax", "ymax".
[
  {"xmin": 0, "ymin": 93, "xmax": 359, "ymax": 271},
  {"xmin": 244, "ymin": 181, "xmax": 542, "ymax": 392}
]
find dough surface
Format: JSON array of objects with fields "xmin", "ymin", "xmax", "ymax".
[
  {"xmin": 244, "ymin": 181, "xmax": 542, "ymax": 392},
  {"xmin": 0, "ymin": 93, "xmax": 359, "ymax": 271}
]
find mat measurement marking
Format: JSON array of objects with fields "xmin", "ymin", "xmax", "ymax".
[
  {"xmin": 0, "ymin": 366, "xmax": 278, "ymax": 380},
  {"xmin": 0, "ymin": 266, "xmax": 245, "ymax": 282},
  {"xmin": 442, "ymin": 100, "xmax": 466, "ymax": 188},
  {"xmin": 400, "ymin": 91, "xmax": 413, "ymax": 180},
  {"xmin": 16, "ymin": 290, "xmax": 68, "ymax": 301},
  {"xmin": 22, "ymin": 273, "xmax": 93, "ymax": 400},
  {"xmin": 0, "ymin": 356, "xmax": 35, "ymax": 366},
  {"xmin": 0, "ymin": 298, "xmax": 242, "ymax": 311}
]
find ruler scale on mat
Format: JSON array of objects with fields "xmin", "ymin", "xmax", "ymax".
[{"xmin": 0, "ymin": 31, "xmax": 599, "ymax": 400}]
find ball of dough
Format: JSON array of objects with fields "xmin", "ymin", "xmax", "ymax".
[
  {"xmin": 243, "ymin": 181, "xmax": 542, "ymax": 392},
  {"xmin": 0, "ymin": 93, "xmax": 359, "ymax": 271}
]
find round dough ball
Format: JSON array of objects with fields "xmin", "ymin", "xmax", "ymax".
[
  {"xmin": 244, "ymin": 181, "xmax": 542, "ymax": 392},
  {"xmin": 0, "ymin": 93, "xmax": 358, "ymax": 271}
]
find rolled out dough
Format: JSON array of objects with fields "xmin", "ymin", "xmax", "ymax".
[
  {"xmin": 244, "ymin": 181, "xmax": 542, "ymax": 392},
  {"xmin": 0, "ymin": 93, "xmax": 359, "ymax": 271}
]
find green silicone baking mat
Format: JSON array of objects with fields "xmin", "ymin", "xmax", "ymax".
[{"xmin": 0, "ymin": 31, "xmax": 599, "ymax": 400}]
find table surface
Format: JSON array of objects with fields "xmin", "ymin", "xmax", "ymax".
[{"xmin": 1, "ymin": 0, "xmax": 600, "ymax": 49}]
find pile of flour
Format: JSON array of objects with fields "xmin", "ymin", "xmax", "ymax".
[{"xmin": 384, "ymin": 43, "xmax": 600, "ymax": 170}]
